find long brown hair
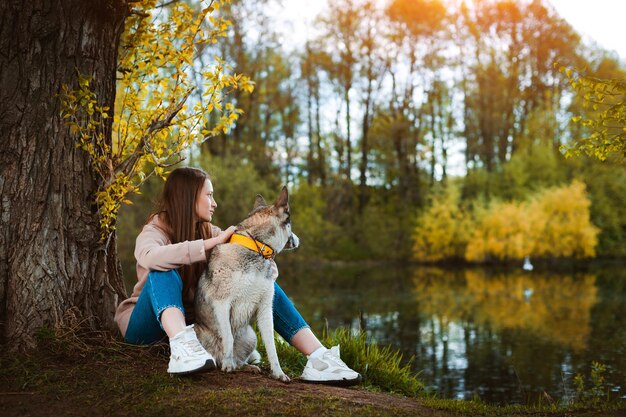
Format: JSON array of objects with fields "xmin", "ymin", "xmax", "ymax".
[{"xmin": 151, "ymin": 167, "xmax": 213, "ymax": 304}]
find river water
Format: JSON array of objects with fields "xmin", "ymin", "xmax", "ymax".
[{"xmin": 278, "ymin": 261, "xmax": 625, "ymax": 405}]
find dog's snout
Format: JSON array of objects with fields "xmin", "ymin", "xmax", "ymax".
[{"xmin": 285, "ymin": 232, "xmax": 299, "ymax": 250}]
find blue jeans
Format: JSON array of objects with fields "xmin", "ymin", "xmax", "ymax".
[{"xmin": 124, "ymin": 270, "xmax": 310, "ymax": 345}]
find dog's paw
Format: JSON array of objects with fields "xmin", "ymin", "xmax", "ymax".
[
  {"xmin": 271, "ymin": 371, "xmax": 290, "ymax": 383},
  {"xmin": 243, "ymin": 364, "xmax": 261, "ymax": 374},
  {"xmin": 221, "ymin": 357, "xmax": 237, "ymax": 373}
]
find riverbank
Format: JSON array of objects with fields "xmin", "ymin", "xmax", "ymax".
[{"xmin": 1, "ymin": 328, "xmax": 623, "ymax": 417}]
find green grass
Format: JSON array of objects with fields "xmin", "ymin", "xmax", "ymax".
[
  {"xmin": 259, "ymin": 327, "xmax": 424, "ymax": 396},
  {"xmin": 324, "ymin": 328, "xmax": 425, "ymax": 396}
]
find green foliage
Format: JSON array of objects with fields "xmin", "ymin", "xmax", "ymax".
[
  {"xmin": 196, "ymin": 153, "xmax": 274, "ymax": 228},
  {"xmin": 574, "ymin": 156, "xmax": 626, "ymax": 257},
  {"xmin": 463, "ymin": 141, "xmax": 567, "ymax": 202},
  {"xmin": 360, "ymin": 193, "xmax": 416, "ymax": 261},
  {"xmin": 277, "ymin": 181, "xmax": 347, "ymax": 261},
  {"xmin": 286, "ymin": 183, "xmax": 420, "ymax": 262},
  {"xmin": 560, "ymin": 65, "xmax": 626, "ymax": 161},
  {"xmin": 574, "ymin": 362, "xmax": 611, "ymax": 407},
  {"xmin": 461, "ymin": 167, "xmax": 492, "ymax": 201},
  {"xmin": 289, "ymin": 182, "xmax": 340, "ymax": 259},
  {"xmin": 498, "ymin": 142, "xmax": 567, "ymax": 200}
]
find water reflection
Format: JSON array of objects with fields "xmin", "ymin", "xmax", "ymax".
[
  {"xmin": 413, "ymin": 269, "xmax": 598, "ymax": 351},
  {"xmin": 278, "ymin": 262, "xmax": 625, "ymax": 404}
]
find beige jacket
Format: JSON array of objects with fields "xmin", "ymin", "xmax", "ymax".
[{"xmin": 114, "ymin": 215, "xmax": 219, "ymax": 337}]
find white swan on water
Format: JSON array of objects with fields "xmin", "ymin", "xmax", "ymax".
[{"xmin": 523, "ymin": 256, "xmax": 533, "ymax": 271}]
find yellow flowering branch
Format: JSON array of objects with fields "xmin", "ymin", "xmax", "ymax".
[{"xmin": 60, "ymin": 0, "xmax": 254, "ymax": 240}]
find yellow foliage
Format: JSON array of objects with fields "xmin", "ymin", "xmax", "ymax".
[
  {"xmin": 530, "ymin": 180, "xmax": 599, "ymax": 258},
  {"xmin": 559, "ymin": 65, "xmax": 626, "ymax": 161},
  {"xmin": 464, "ymin": 180, "xmax": 598, "ymax": 261},
  {"xmin": 465, "ymin": 200, "xmax": 535, "ymax": 262},
  {"xmin": 60, "ymin": 0, "xmax": 254, "ymax": 240},
  {"xmin": 413, "ymin": 181, "xmax": 599, "ymax": 262},
  {"xmin": 412, "ymin": 187, "xmax": 471, "ymax": 262}
]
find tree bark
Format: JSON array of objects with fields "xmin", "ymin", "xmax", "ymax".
[
  {"xmin": 358, "ymin": 91, "xmax": 371, "ymax": 212},
  {"xmin": 344, "ymin": 83, "xmax": 352, "ymax": 181},
  {"xmin": 314, "ymin": 88, "xmax": 326, "ymax": 187},
  {"xmin": 0, "ymin": 0, "xmax": 128, "ymax": 349},
  {"xmin": 305, "ymin": 54, "xmax": 315, "ymax": 186}
]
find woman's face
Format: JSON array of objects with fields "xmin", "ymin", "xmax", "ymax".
[{"xmin": 195, "ymin": 179, "xmax": 217, "ymax": 222}]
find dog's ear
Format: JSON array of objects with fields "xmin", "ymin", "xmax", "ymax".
[
  {"xmin": 254, "ymin": 194, "xmax": 267, "ymax": 210},
  {"xmin": 275, "ymin": 186, "xmax": 289, "ymax": 210}
]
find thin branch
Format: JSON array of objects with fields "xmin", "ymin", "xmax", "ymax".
[
  {"xmin": 114, "ymin": 89, "xmax": 194, "ymax": 179},
  {"xmin": 152, "ymin": 154, "xmax": 186, "ymax": 168},
  {"xmin": 156, "ymin": 0, "xmax": 182, "ymax": 8},
  {"xmin": 129, "ymin": 9, "xmax": 150, "ymax": 18}
]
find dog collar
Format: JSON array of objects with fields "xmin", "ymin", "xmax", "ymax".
[{"xmin": 229, "ymin": 233, "xmax": 275, "ymax": 259}]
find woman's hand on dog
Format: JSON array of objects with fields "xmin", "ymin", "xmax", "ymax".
[
  {"xmin": 216, "ymin": 226, "xmax": 237, "ymax": 244},
  {"xmin": 204, "ymin": 226, "xmax": 237, "ymax": 250}
]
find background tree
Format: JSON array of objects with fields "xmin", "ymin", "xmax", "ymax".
[
  {"xmin": 459, "ymin": 0, "xmax": 581, "ymax": 174},
  {"xmin": 113, "ymin": 0, "xmax": 626, "ymax": 272},
  {"xmin": 316, "ymin": 0, "xmax": 361, "ymax": 182},
  {"xmin": 300, "ymin": 42, "xmax": 328, "ymax": 186},
  {"xmin": 382, "ymin": 0, "xmax": 447, "ymax": 204},
  {"xmin": 355, "ymin": 0, "xmax": 385, "ymax": 211}
]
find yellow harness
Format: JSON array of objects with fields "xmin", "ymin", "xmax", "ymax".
[{"xmin": 229, "ymin": 232, "xmax": 275, "ymax": 260}]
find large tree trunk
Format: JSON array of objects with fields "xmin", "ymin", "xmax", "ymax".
[{"xmin": 0, "ymin": 0, "xmax": 128, "ymax": 349}]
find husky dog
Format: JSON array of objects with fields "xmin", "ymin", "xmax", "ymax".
[{"xmin": 194, "ymin": 187, "xmax": 298, "ymax": 382}]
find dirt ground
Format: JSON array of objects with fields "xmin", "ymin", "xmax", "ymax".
[
  {"xmin": 0, "ymin": 337, "xmax": 441, "ymax": 417},
  {"xmin": 0, "ymin": 366, "xmax": 446, "ymax": 417},
  {"xmin": 1, "ymin": 333, "xmax": 624, "ymax": 417}
]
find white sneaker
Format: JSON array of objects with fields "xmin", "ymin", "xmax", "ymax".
[
  {"xmin": 301, "ymin": 345, "xmax": 362, "ymax": 386},
  {"xmin": 167, "ymin": 325, "xmax": 216, "ymax": 375}
]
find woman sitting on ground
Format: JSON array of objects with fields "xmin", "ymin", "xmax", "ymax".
[{"xmin": 114, "ymin": 166, "xmax": 361, "ymax": 385}]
